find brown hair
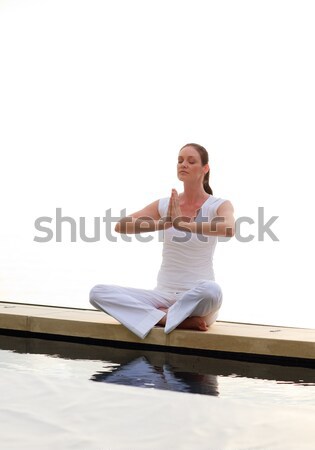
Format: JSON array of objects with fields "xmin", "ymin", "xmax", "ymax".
[{"xmin": 180, "ymin": 143, "xmax": 213, "ymax": 195}]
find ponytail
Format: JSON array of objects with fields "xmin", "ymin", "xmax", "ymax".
[{"xmin": 203, "ymin": 170, "xmax": 213, "ymax": 195}]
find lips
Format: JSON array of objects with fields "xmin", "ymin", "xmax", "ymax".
[{"xmin": 179, "ymin": 170, "xmax": 189, "ymax": 174}]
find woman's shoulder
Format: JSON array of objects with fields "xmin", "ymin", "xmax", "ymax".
[
  {"xmin": 205, "ymin": 194, "xmax": 228, "ymax": 205},
  {"xmin": 204, "ymin": 195, "xmax": 231, "ymax": 217}
]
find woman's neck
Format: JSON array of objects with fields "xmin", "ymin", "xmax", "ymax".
[{"xmin": 180, "ymin": 183, "xmax": 210, "ymax": 205}]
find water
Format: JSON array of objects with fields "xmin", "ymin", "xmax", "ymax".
[
  {"xmin": 1, "ymin": 334, "xmax": 315, "ymax": 406},
  {"xmin": 2, "ymin": 334, "xmax": 315, "ymax": 449}
]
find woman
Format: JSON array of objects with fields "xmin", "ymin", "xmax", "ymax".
[{"xmin": 89, "ymin": 143, "xmax": 235, "ymax": 339}]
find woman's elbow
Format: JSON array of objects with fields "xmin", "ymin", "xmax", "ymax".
[
  {"xmin": 115, "ymin": 221, "xmax": 122, "ymax": 233},
  {"xmin": 225, "ymin": 225, "xmax": 235, "ymax": 237},
  {"xmin": 115, "ymin": 217, "xmax": 131, "ymax": 234},
  {"xmin": 228, "ymin": 228, "xmax": 235, "ymax": 237},
  {"xmin": 221, "ymin": 223, "xmax": 235, "ymax": 238}
]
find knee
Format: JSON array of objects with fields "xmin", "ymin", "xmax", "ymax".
[
  {"xmin": 89, "ymin": 284, "xmax": 109, "ymax": 307},
  {"xmin": 197, "ymin": 280, "xmax": 223, "ymax": 309},
  {"xmin": 89, "ymin": 285, "xmax": 99, "ymax": 308},
  {"xmin": 89, "ymin": 284, "xmax": 101, "ymax": 301}
]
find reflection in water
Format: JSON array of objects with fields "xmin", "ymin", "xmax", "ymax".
[
  {"xmin": 90, "ymin": 356, "xmax": 219, "ymax": 396},
  {"xmin": 0, "ymin": 333, "xmax": 315, "ymax": 400}
]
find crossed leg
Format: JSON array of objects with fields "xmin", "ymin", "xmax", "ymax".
[
  {"xmin": 157, "ymin": 280, "xmax": 223, "ymax": 334},
  {"xmin": 157, "ymin": 308, "xmax": 209, "ymax": 331},
  {"xmin": 89, "ymin": 280, "xmax": 223, "ymax": 338}
]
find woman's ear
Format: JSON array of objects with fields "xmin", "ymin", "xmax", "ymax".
[{"xmin": 204, "ymin": 163, "xmax": 210, "ymax": 175}]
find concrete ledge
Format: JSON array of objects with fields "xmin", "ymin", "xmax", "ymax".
[{"xmin": 1, "ymin": 301, "xmax": 315, "ymax": 362}]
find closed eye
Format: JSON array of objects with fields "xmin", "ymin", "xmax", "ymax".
[{"xmin": 178, "ymin": 159, "xmax": 196, "ymax": 164}]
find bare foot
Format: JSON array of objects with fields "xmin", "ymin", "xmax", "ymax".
[
  {"xmin": 176, "ymin": 316, "xmax": 208, "ymax": 332},
  {"xmin": 156, "ymin": 308, "xmax": 208, "ymax": 332},
  {"xmin": 157, "ymin": 308, "xmax": 168, "ymax": 326}
]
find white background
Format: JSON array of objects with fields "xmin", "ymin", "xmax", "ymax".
[{"xmin": 0, "ymin": 0, "xmax": 314, "ymax": 327}]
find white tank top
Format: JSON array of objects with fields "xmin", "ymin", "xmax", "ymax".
[{"xmin": 155, "ymin": 195, "xmax": 227, "ymax": 292}]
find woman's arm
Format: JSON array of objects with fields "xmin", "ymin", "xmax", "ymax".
[
  {"xmin": 180, "ymin": 201, "xmax": 235, "ymax": 237},
  {"xmin": 170, "ymin": 190, "xmax": 235, "ymax": 238},
  {"xmin": 115, "ymin": 199, "xmax": 172, "ymax": 234}
]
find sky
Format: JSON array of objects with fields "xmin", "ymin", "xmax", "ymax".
[{"xmin": 0, "ymin": 0, "xmax": 314, "ymax": 328}]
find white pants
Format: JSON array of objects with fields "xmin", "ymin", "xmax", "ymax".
[{"xmin": 89, "ymin": 280, "xmax": 223, "ymax": 339}]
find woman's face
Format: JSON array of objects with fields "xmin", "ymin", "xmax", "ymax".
[{"xmin": 177, "ymin": 146, "xmax": 209, "ymax": 183}]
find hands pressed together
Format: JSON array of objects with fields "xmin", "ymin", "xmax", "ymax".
[{"xmin": 162, "ymin": 189, "xmax": 191, "ymax": 231}]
